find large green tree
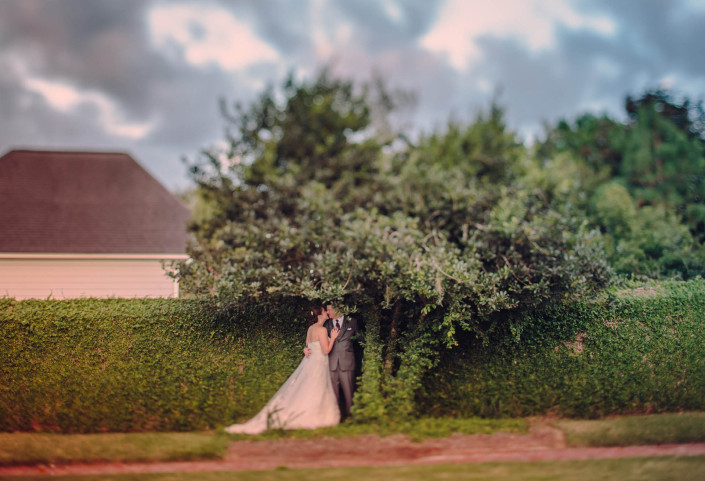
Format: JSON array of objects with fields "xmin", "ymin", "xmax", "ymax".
[{"xmin": 176, "ymin": 71, "xmax": 612, "ymax": 420}]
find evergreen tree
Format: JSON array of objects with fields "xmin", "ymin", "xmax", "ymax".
[{"xmin": 539, "ymin": 89, "xmax": 705, "ymax": 278}]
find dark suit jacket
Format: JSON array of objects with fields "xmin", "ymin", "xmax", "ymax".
[{"xmin": 324, "ymin": 316, "xmax": 359, "ymax": 371}]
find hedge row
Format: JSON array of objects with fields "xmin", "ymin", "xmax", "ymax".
[
  {"xmin": 2, "ymin": 279, "xmax": 704, "ymax": 432},
  {"xmin": 417, "ymin": 279, "xmax": 705, "ymax": 418},
  {"xmin": 0, "ymin": 298, "xmax": 309, "ymax": 433}
]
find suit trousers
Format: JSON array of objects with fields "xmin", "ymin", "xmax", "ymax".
[{"xmin": 330, "ymin": 367, "xmax": 354, "ymax": 419}]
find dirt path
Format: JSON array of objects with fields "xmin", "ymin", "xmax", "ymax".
[{"xmin": 3, "ymin": 423, "xmax": 705, "ymax": 477}]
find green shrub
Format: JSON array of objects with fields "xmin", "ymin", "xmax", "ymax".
[
  {"xmin": 417, "ymin": 279, "xmax": 705, "ymax": 418},
  {"xmin": 556, "ymin": 412, "xmax": 705, "ymax": 447},
  {"xmin": 0, "ymin": 297, "xmax": 309, "ymax": 433},
  {"xmin": 2, "ymin": 279, "xmax": 703, "ymax": 433}
]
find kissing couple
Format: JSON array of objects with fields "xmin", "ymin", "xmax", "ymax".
[{"xmin": 225, "ymin": 304, "xmax": 360, "ymax": 434}]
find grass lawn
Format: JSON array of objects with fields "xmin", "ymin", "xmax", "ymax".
[
  {"xmin": 2, "ymin": 457, "xmax": 705, "ymax": 481},
  {"xmin": 556, "ymin": 412, "xmax": 705, "ymax": 447},
  {"xmin": 3, "ymin": 413, "xmax": 705, "ymax": 470},
  {"xmin": 223, "ymin": 416, "xmax": 528, "ymax": 442},
  {"xmin": 0, "ymin": 417, "xmax": 526, "ymax": 467},
  {"xmin": 0, "ymin": 432, "xmax": 228, "ymax": 467}
]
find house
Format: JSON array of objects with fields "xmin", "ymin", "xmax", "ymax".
[{"xmin": 0, "ymin": 149, "xmax": 191, "ymax": 299}]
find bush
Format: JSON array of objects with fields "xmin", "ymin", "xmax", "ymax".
[
  {"xmin": 0, "ymin": 297, "xmax": 309, "ymax": 433},
  {"xmin": 417, "ymin": 279, "xmax": 705, "ymax": 418},
  {"xmin": 2, "ymin": 279, "xmax": 703, "ymax": 432}
]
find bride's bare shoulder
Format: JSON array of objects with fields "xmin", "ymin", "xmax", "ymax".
[
  {"xmin": 306, "ymin": 324, "xmax": 325, "ymax": 339},
  {"xmin": 309, "ymin": 324, "xmax": 328, "ymax": 336}
]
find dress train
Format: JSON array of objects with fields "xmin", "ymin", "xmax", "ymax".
[{"xmin": 225, "ymin": 341, "xmax": 340, "ymax": 434}]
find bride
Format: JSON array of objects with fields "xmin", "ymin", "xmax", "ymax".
[{"xmin": 225, "ymin": 306, "xmax": 341, "ymax": 434}]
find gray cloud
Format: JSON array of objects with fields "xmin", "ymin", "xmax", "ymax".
[
  {"xmin": 441, "ymin": 0, "xmax": 705, "ymax": 139},
  {"xmin": 1, "ymin": 0, "xmax": 703, "ymax": 190},
  {"xmin": 0, "ymin": 0, "xmax": 164, "ymax": 118},
  {"xmin": 331, "ymin": 0, "xmax": 442, "ymax": 50},
  {"xmin": 0, "ymin": 0, "xmax": 255, "ymax": 188},
  {"xmin": 589, "ymin": 0, "xmax": 705, "ymax": 79},
  {"xmin": 467, "ymin": 33, "xmax": 619, "ymax": 129},
  {"xmin": 0, "ymin": 65, "xmax": 111, "ymax": 144},
  {"xmin": 227, "ymin": 0, "xmax": 315, "ymax": 56}
]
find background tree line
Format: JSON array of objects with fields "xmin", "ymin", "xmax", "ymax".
[
  {"xmin": 173, "ymin": 70, "xmax": 704, "ymax": 421},
  {"xmin": 538, "ymin": 89, "xmax": 705, "ymax": 278}
]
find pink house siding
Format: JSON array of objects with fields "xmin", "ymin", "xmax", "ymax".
[{"xmin": 0, "ymin": 150, "xmax": 191, "ymax": 299}]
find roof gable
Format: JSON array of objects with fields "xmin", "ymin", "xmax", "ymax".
[{"xmin": 0, "ymin": 150, "xmax": 191, "ymax": 254}]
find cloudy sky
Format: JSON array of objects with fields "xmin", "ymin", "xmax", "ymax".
[{"xmin": 1, "ymin": 0, "xmax": 704, "ymax": 191}]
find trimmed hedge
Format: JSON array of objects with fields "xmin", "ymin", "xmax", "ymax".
[
  {"xmin": 1, "ymin": 279, "xmax": 704, "ymax": 432},
  {"xmin": 0, "ymin": 298, "xmax": 309, "ymax": 433},
  {"xmin": 417, "ymin": 279, "xmax": 705, "ymax": 418}
]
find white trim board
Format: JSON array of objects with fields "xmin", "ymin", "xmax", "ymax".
[{"xmin": 0, "ymin": 253, "xmax": 190, "ymax": 260}]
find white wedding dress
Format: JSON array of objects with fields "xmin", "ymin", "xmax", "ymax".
[{"xmin": 225, "ymin": 340, "xmax": 340, "ymax": 434}]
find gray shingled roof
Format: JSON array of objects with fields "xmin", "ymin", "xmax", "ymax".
[{"xmin": 0, "ymin": 150, "xmax": 191, "ymax": 254}]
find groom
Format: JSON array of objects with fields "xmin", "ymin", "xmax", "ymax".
[{"xmin": 323, "ymin": 304, "xmax": 359, "ymax": 421}]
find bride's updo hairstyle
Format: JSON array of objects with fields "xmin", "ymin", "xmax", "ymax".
[{"xmin": 307, "ymin": 306, "xmax": 325, "ymax": 325}]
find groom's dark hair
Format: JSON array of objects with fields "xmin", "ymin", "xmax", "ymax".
[{"xmin": 307, "ymin": 306, "xmax": 325, "ymax": 325}]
